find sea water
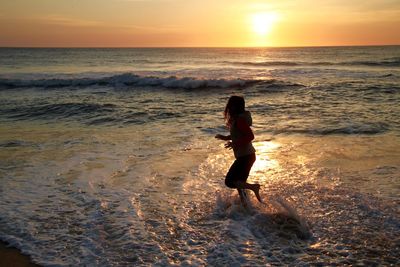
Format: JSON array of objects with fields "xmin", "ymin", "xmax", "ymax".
[{"xmin": 0, "ymin": 47, "xmax": 399, "ymax": 266}]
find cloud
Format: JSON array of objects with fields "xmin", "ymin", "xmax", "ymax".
[
  {"xmin": 112, "ymin": 0, "xmax": 175, "ymax": 2},
  {"xmin": 124, "ymin": 24, "xmax": 182, "ymax": 33},
  {"xmin": 30, "ymin": 14, "xmax": 183, "ymax": 33},
  {"xmin": 39, "ymin": 15, "xmax": 103, "ymax": 27}
]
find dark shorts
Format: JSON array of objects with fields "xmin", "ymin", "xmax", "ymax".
[{"xmin": 225, "ymin": 153, "xmax": 256, "ymax": 188}]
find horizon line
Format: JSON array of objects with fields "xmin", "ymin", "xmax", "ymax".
[{"xmin": 0, "ymin": 44, "xmax": 399, "ymax": 49}]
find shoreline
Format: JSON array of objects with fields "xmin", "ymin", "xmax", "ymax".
[{"xmin": 0, "ymin": 241, "xmax": 39, "ymax": 267}]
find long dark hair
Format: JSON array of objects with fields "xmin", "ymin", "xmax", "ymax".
[{"xmin": 224, "ymin": 95, "xmax": 245, "ymax": 127}]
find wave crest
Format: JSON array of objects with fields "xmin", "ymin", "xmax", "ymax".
[
  {"xmin": 272, "ymin": 122, "xmax": 390, "ymax": 135},
  {"xmin": 226, "ymin": 58, "xmax": 400, "ymax": 68},
  {"xmin": 3, "ymin": 103, "xmax": 116, "ymax": 121},
  {"xmin": 0, "ymin": 73, "xmax": 263, "ymax": 90}
]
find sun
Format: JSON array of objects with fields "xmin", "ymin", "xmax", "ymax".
[{"xmin": 251, "ymin": 12, "xmax": 278, "ymax": 36}]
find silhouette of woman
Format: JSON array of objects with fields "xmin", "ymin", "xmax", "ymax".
[{"xmin": 215, "ymin": 95, "xmax": 262, "ymax": 205}]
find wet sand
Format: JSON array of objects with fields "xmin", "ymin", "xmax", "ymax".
[{"xmin": 0, "ymin": 241, "xmax": 39, "ymax": 267}]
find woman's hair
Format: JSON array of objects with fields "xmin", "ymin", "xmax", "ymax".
[{"xmin": 224, "ymin": 95, "xmax": 245, "ymax": 126}]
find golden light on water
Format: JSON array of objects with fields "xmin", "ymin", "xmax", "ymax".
[{"xmin": 251, "ymin": 141, "xmax": 280, "ymax": 183}]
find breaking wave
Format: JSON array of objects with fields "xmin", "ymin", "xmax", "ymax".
[{"xmin": 0, "ymin": 73, "xmax": 263, "ymax": 90}]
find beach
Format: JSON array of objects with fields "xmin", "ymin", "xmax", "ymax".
[
  {"xmin": 0, "ymin": 241, "xmax": 39, "ymax": 267},
  {"xmin": 0, "ymin": 46, "xmax": 399, "ymax": 266}
]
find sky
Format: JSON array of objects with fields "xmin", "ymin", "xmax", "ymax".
[{"xmin": 0, "ymin": 0, "xmax": 399, "ymax": 47}]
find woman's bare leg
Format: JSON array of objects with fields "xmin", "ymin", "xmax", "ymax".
[
  {"xmin": 237, "ymin": 189, "xmax": 247, "ymax": 206},
  {"xmin": 236, "ymin": 181, "xmax": 262, "ymax": 203}
]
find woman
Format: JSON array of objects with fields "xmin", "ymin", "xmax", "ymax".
[{"xmin": 215, "ymin": 95, "xmax": 262, "ymax": 205}]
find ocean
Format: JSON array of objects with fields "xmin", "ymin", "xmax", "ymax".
[{"xmin": 0, "ymin": 46, "xmax": 399, "ymax": 266}]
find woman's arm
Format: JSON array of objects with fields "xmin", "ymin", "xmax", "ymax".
[{"xmin": 215, "ymin": 134, "xmax": 231, "ymax": 141}]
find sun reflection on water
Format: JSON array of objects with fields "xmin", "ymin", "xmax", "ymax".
[{"xmin": 251, "ymin": 141, "xmax": 280, "ymax": 183}]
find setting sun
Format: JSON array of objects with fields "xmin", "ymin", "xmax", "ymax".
[{"xmin": 251, "ymin": 12, "xmax": 278, "ymax": 36}]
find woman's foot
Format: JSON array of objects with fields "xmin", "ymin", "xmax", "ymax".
[
  {"xmin": 238, "ymin": 189, "xmax": 248, "ymax": 207},
  {"xmin": 252, "ymin": 184, "xmax": 262, "ymax": 203}
]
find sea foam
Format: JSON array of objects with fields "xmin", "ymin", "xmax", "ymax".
[{"xmin": 0, "ymin": 73, "xmax": 262, "ymax": 90}]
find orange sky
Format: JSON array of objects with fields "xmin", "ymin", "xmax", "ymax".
[{"xmin": 1, "ymin": 0, "xmax": 399, "ymax": 47}]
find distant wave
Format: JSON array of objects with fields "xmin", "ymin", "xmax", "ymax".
[
  {"xmin": 342, "ymin": 58, "xmax": 400, "ymax": 67},
  {"xmin": 273, "ymin": 122, "xmax": 389, "ymax": 136},
  {"xmin": 226, "ymin": 58, "xmax": 400, "ymax": 68},
  {"xmin": 0, "ymin": 140, "xmax": 36, "ymax": 148},
  {"xmin": 380, "ymin": 73, "xmax": 394, "ymax": 78},
  {"xmin": 0, "ymin": 101, "xmax": 188, "ymax": 124},
  {"xmin": 0, "ymin": 73, "xmax": 263, "ymax": 90},
  {"xmin": 3, "ymin": 103, "xmax": 116, "ymax": 121},
  {"xmin": 226, "ymin": 61, "xmax": 300, "ymax": 67}
]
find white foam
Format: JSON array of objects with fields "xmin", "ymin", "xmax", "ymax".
[{"xmin": 0, "ymin": 73, "xmax": 261, "ymax": 89}]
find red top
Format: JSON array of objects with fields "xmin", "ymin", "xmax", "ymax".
[{"xmin": 233, "ymin": 117, "xmax": 254, "ymax": 147}]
